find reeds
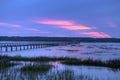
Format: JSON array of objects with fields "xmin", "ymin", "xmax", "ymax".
[
  {"xmin": 0, "ymin": 59, "xmax": 16, "ymax": 69},
  {"xmin": 0, "ymin": 55, "xmax": 120, "ymax": 69},
  {"xmin": 61, "ymin": 59, "xmax": 120, "ymax": 69},
  {"xmin": 21, "ymin": 64, "xmax": 52, "ymax": 73}
]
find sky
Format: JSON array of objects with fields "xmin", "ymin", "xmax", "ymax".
[{"xmin": 0, "ymin": 0, "xmax": 120, "ymax": 38}]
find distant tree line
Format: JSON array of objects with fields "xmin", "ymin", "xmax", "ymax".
[{"xmin": 0, "ymin": 36, "xmax": 120, "ymax": 42}]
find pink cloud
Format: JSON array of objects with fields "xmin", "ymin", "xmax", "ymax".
[
  {"xmin": 35, "ymin": 19, "xmax": 92, "ymax": 30},
  {"xmin": 35, "ymin": 19, "xmax": 74, "ymax": 26},
  {"xmin": 0, "ymin": 21, "xmax": 50, "ymax": 34},
  {"xmin": 0, "ymin": 22, "xmax": 21, "ymax": 28},
  {"xmin": 60, "ymin": 25, "xmax": 91, "ymax": 30},
  {"xmin": 81, "ymin": 32, "xmax": 111, "ymax": 38}
]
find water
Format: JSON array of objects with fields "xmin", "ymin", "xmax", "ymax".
[
  {"xmin": 0, "ymin": 42, "xmax": 120, "ymax": 80},
  {"xmin": 1, "ymin": 42, "xmax": 120, "ymax": 61}
]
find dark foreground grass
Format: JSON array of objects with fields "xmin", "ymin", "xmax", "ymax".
[
  {"xmin": 21, "ymin": 64, "xmax": 52, "ymax": 73},
  {"xmin": 0, "ymin": 55, "xmax": 78, "ymax": 62},
  {"xmin": 0, "ymin": 60, "xmax": 17, "ymax": 69},
  {"xmin": 61, "ymin": 59, "xmax": 120, "ymax": 69},
  {"xmin": 0, "ymin": 55, "xmax": 120, "ymax": 69}
]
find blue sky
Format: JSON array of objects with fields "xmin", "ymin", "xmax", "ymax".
[{"xmin": 0, "ymin": 0, "xmax": 120, "ymax": 38}]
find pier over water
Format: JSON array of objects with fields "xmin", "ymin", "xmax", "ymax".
[{"xmin": 0, "ymin": 41, "xmax": 78, "ymax": 53}]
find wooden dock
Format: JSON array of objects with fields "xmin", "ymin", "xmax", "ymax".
[{"xmin": 0, "ymin": 41, "xmax": 78, "ymax": 53}]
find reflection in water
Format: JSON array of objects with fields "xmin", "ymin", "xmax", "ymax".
[{"xmin": 0, "ymin": 67, "xmax": 97, "ymax": 80}]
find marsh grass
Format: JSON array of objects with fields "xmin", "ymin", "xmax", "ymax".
[
  {"xmin": 62, "ymin": 59, "xmax": 103, "ymax": 66},
  {"xmin": 0, "ymin": 60, "xmax": 16, "ymax": 69},
  {"xmin": 106, "ymin": 59, "xmax": 120, "ymax": 68},
  {"xmin": 46, "ymin": 69, "xmax": 98, "ymax": 80},
  {"xmin": 46, "ymin": 70, "xmax": 75, "ymax": 80},
  {"xmin": 0, "ymin": 69, "xmax": 99, "ymax": 80},
  {"xmin": 99, "ymin": 47, "xmax": 119, "ymax": 50},
  {"xmin": 65, "ymin": 49, "xmax": 80, "ymax": 52},
  {"xmin": 21, "ymin": 64, "xmax": 52, "ymax": 73},
  {"xmin": 0, "ymin": 55, "xmax": 120, "ymax": 69},
  {"xmin": 0, "ymin": 55, "xmax": 78, "ymax": 62},
  {"xmin": 61, "ymin": 59, "xmax": 120, "ymax": 69}
]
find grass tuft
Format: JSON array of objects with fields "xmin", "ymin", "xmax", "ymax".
[{"xmin": 21, "ymin": 64, "xmax": 52, "ymax": 73}]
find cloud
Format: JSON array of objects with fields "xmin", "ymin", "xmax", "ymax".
[
  {"xmin": 0, "ymin": 21, "xmax": 50, "ymax": 34},
  {"xmin": 81, "ymin": 32, "xmax": 111, "ymax": 38},
  {"xmin": 35, "ymin": 19, "xmax": 92, "ymax": 30},
  {"xmin": 60, "ymin": 25, "xmax": 91, "ymax": 30},
  {"xmin": 36, "ymin": 19, "xmax": 74, "ymax": 26},
  {"xmin": 0, "ymin": 22, "xmax": 21, "ymax": 28}
]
